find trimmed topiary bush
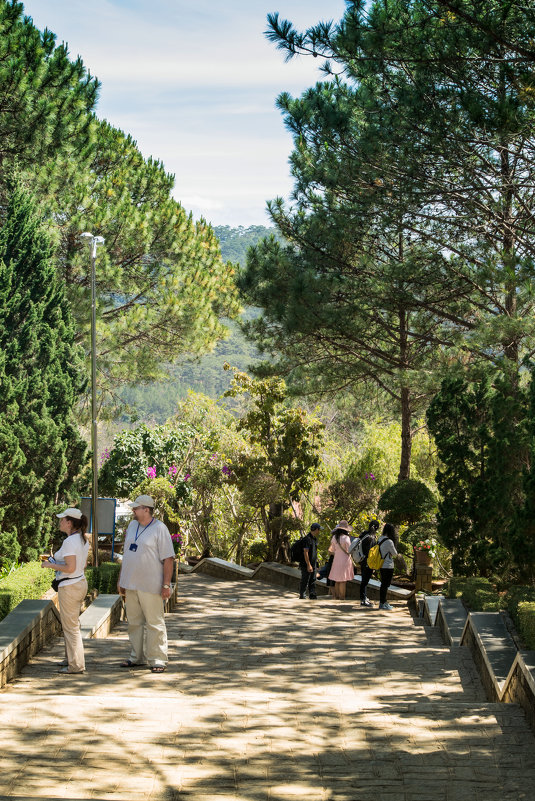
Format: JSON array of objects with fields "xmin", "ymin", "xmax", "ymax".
[{"xmin": 378, "ymin": 479, "xmax": 437, "ymax": 526}]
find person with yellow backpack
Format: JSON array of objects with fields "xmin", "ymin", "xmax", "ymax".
[{"xmin": 367, "ymin": 523, "xmax": 398, "ymax": 610}]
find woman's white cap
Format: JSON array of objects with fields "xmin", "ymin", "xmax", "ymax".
[{"xmin": 56, "ymin": 507, "xmax": 83, "ymax": 519}]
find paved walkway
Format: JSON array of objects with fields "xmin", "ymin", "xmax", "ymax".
[{"xmin": 1, "ymin": 574, "xmax": 535, "ymax": 800}]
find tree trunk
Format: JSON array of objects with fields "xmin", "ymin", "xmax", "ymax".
[{"xmin": 398, "ymin": 385, "xmax": 412, "ymax": 481}]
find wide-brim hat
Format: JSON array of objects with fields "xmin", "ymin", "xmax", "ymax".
[
  {"xmin": 331, "ymin": 520, "xmax": 353, "ymax": 533},
  {"xmin": 57, "ymin": 507, "xmax": 82, "ymax": 519},
  {"xmin": 128, "ymin": 494, "xmax": 155, "ymax": 509}
]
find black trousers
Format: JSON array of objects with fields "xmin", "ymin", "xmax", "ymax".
[
  {"xmin": 379, "ymin": 567, "xmax": 394, "ymax": 604},
  {"xmin": 360, "ymin": 562, "xmax": 374, "ymax": 600},
  {"xmin": 299, "ymin": 563, "xmax": 317, "ymax": 597}
]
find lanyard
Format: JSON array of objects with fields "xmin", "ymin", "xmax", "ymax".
[{"xmin": 134, "ymin": 518, "xmax": 155, "ymax": 542}]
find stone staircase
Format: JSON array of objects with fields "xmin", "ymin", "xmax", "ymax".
[{"xmin": 0, "ymin": 573, "xmax": 534, "ymax": 801}]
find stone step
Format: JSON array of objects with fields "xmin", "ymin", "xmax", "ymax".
[{"xmin": 1, "ymin": 573, "xmax": 532, "ymax": 801}]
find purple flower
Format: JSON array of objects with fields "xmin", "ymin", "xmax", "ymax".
[
  {"xmin": 222, "ymin": 465, "xmax": 232, "ymax": 476},
  {"xmin": 184, "ymin": 473, "xmax": 191, "ymax": 481},
  {"xmin": 147, "ymin": 466, "xmax": 157, "ymax": 479},
  {"xmin": 168, "ymin": 465, "xmax": 178, "ymax": 477}
]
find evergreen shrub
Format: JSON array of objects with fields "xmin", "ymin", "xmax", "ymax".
[
  {"xmin": 86, "ymin": 562, "xmax": 121, "ymax": 594},
  {"xmin": 447, "ymin": 578, "xmax": 535, "ymax": 648},
  {"xmin": 504, "ymin": 586, "xmax": 535, "ymax": 650},
  {"xmin": 514, "ymin": 603, "xmax": 535, "ymax": 651},
  {"xmin": 0, "ymin": 561, "xmax": 52, "ymax": 621},
  {"xmin": 446, "ymin": 576, "xmax": 500, "ymax": 611}
]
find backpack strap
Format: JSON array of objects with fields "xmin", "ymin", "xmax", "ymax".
[{"xmin": 378, "ymin": 537, "xmax": 387, "ymax": 559}]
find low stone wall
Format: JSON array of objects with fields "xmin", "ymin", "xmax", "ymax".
[
  {"xmin": 460, "ymin": 612, "xmax": 521, "ymax": 702},
  {"xmin": 80, "ymin": 594, "xmax": 123, "ymax": 639},
  {"xmin": 502, "ymin": 652, "xmax": 535, "ymax": 733},
  {"xmin": 252, "ymin": 562, "xmax": 330, "ymax": 595},
  {"xmin": 177, "ymin": 557, "xmax": 413, "ymax": 602},
  {"xmin": 0, "ymin": 600, "xmax": 62, "ymax": 688},
  {"xmin": 436, "ymin": 598, "xmax": 467, "ymax": 646},
  {"xmin": 187, "ymin": 558, "xmax": 254, "ymax": 582},
  {"xmin": 433, "ymin": 601, "xmax": 535, "ymax": 734}
]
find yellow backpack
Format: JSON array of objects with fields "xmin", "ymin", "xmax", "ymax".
[{"xmin": 367, "ymin": 540, "xmax": 386, "ymax": 570}]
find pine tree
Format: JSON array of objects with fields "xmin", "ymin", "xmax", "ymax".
[{"xmin": 0, "ymin": 184, "xmax": 87, "ymax": 561}]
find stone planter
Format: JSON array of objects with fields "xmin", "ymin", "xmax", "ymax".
[{"xmin": 414, "ymin": 548, "xmax": 433, "ymax": 567}]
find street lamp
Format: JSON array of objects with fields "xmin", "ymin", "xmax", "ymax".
[{"xmin": 80, "ymin": 232, "xmax": 105, "ymax": 567}]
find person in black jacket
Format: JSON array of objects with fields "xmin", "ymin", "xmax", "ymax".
[
  {"xmin": 356, "ymin": 520, "xmax": 380, "ymax": 608},
  {"xmin": 299, "ymin": 523, "xmax": 321, "ymax": 599}
]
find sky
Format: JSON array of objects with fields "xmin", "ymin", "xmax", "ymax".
[{"xmin": 22, "ymin": 0, "xmax": 348, "ymax": 227}]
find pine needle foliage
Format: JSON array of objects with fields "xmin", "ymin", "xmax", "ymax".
[{"xmin": 0, "ymin": 183, "xmax": 86, "ymax": 561}]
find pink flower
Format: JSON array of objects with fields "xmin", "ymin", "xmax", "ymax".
[
  {"xmin": 184, "ymin": 473, "xmax": 191, "ymax": 481},
  {"xmin": 147, "ymin": 466, "xmax": 157, "ymax": 479}
]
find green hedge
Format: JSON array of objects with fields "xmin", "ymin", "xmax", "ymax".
[
  {"xmin": 504, "ymin": 586, "xmax": 535, "ymax": 651},
  {"xmin": 86, "ymin": 562, "xmax": 121, "ymax": 594},
  {"xmin": 447, "ymin": 577, "xmax": 535, "ymax": 650},
  {"xmin": 446, "ymin": 576, "xmax": 501, "ymax": 611},
  {"xmin": 0, "ymin": 560, "xmax": 122, "ymax": 623},
  {"xmin": 0, "ymin": 561, "xmax": 52, "ymax": 621},
  {"xmin": 515, "ymin": 603, "xmax": 535, "ymax": 650}
]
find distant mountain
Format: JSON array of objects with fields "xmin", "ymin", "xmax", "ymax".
[
  {"xmin": 214, "ymin": 224, "xmax": 280, "ymax": 265},
  {"xmin": 117, "ymin": 226, "xmax": 276, "ymax": 423}
]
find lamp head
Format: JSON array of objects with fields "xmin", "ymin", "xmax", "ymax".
[{"xmin": 80, "ymin": 232, "xmax": 93, "ymax": 241}]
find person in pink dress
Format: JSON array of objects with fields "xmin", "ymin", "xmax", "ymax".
[{"xmin": 328, "ymin": 520, "xmax": 355, "ymax": 600}]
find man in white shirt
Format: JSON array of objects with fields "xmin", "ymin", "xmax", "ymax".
[{"xmin": 117, "ymin": 495, "xmax": 175, "ymax": 673}]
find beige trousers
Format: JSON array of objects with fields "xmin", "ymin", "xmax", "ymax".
[
  {"xmin": 58, "ymin": 578, "xmax": 88, "ymax": 672},
  {"xmin": 125, "ymin": 589, "xmax": 168, "ymax": 667}
]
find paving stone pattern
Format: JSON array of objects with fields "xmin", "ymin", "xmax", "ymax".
[{"xmin": 1, "ymin": 574, "xmax": 534, "ymax": 801}]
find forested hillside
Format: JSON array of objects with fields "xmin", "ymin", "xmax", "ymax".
[{"xmin": 117, "ymin": 226, "xmax": 277, "ymax": 422}]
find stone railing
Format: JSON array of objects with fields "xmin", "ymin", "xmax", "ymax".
[
  {"xmin": 178, "ymin": 557, "xmax": 414, "ymax": 602},
  {"xmin": 422, "ymin": 594, "xmax": 535, "ymax": 733}
]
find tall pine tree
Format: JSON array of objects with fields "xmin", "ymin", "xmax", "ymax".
[{"xmin": 0, "ymin": 183, "xmax": 87, "ymax": 562}]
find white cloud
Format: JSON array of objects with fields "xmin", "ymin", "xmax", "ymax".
[{"xmin": 22, "ymin": 0, "xmax": 348, "ymax": 225}]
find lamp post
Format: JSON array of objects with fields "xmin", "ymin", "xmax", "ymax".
[{"xmin": 80, "ymin": 232, "xmax": 105, "ymax": 567}]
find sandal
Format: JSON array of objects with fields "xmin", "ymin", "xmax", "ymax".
[
  {"xmin": 150, "ymin": 665, "xmax": 166, "ymax": 673},
  {"xmin": 120, "ymin": 660, "xmax": 144, "ymax": 669}
]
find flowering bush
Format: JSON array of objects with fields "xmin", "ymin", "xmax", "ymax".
[
  {"xmin": 415, "ymin": 538, "xmax": 437, "ymax": 557},
  {"xmin": 171, "ymin": 532, "xmax": 183, "ymax": 556}
]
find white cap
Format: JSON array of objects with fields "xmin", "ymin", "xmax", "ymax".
[
  {"xmin": 127, "ymin": 495, "xmax": 155, "ymax": 509},
  {"xmin": 56, "ymin": 507, "xmax": 83, "ymax": 519}
]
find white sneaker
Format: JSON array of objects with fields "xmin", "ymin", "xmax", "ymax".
[
  {"xmin": 360, "ymin": 598, "xmax": 374, "ymax": 608},
  {"xmin": 379, "ymin": 602, "xmax": 393, "ymax": 611}
]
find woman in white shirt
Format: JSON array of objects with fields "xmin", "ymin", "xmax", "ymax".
[
  {"xmin": 378, "ymin": 523, "xmax": 398, "ymax": 611},
  {"xmin": 41, "ymin": 507, "xmax": 89, "ymax": 673}
]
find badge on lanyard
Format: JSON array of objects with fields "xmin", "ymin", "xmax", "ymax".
[{"xmin": 129, "ymin": 518, "xmax": 154, "ymax": 553}]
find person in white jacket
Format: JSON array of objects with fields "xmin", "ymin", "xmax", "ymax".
[{"xmin": 377, "ymin": 523, "xmax": 398, "ymax": 611}]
